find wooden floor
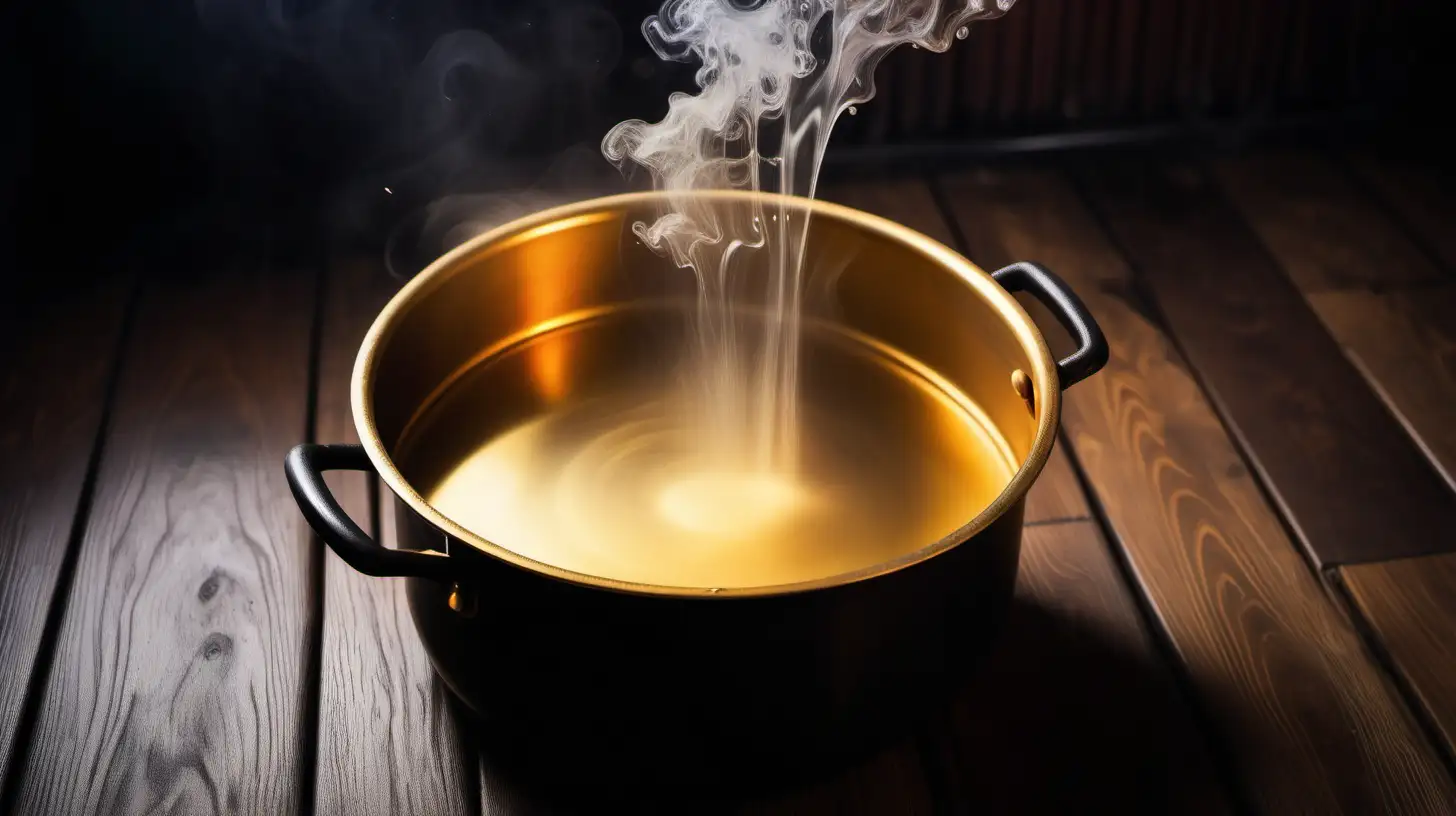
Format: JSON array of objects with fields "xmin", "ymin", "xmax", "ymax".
[{"xmin": 3, "ymin": 149, "xmax": 1455, "ymax": 814}]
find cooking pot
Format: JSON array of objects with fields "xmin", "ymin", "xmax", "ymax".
[{"xmin": 286, "ymin": 190, "xmax": 1106, "ymax": 788}]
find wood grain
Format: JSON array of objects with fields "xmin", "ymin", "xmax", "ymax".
[
  {"xmin": 1341, "ymin": 554, "xmax": 1456, "ymax": 758},
  {"xmin": 820, "ymin": 176, "xmax": 1090, "ymax": 526},
  {"xmin": 936, "ymin": 167, "xmax": 1456, "ymax": 813},
  {"xmin": 939, "ymin": 521, "xmax": 1232, "ymax": 814},
  {"xmin": 0, "ymin": 274, "xmax": 131, "ymax": 778},
  {"xmin": 12, "ymin": 241, "xmax": 319, "ymax": 815},
  {"xmin": 1346, "ymin": 152, "xmax": 1456, "ymax": 272},
  {"xmin": 1078, "ymin": 162, "xmax": 1456, "ymax": 566},
  {"xmin": 1212, "ymin": 152, "xmax": 1444, "ymax": 292},
  {"xmin": 1306, "ymin": 285, "xmax": 1456, "ymax": 491},
  {"xmin": 313, "ymin": 256, "xmax": 476, "ymax": 816}
]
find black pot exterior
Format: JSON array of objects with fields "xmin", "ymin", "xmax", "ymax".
[{"xmin": 396, "ymin": 492, "xmax": 1023, "ymax": 787}]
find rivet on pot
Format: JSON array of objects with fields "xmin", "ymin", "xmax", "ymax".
[
  {"xmin": 448, "ymin": 583, "xmax": 478, "ymax": 618},
  {"xmin": 1011, "ymin": 369, "xmax": 1035, "ymax": 415}
]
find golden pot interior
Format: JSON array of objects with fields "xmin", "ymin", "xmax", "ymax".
[{"xmin": 354, "ymin": 191, "xmax": 1059, "ymax": 595}]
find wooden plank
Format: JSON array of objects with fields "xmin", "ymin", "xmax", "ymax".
[
  {"xmin": 1213, "ymin": 153, "xmax": 1456, "ymax": 488},
  {"xmin": 821, "ymin": 176, "xmax": 1090, "ymax": 525},
  {"xmin": 0, "ymin": 274, "xmax": 131, "ymax": 779},
  {"xmin": 936, "ymin": 166, "xmax": 1456, "ymax": 814},
  {"xmin": 1346, "ymin": 152, "xmax": 1456, "ymax": 273},
  {"xmin": 1078, "ymin": 162, "xmax": 1456, "ymax": 566},
  {"xmin": 940, "ymin": 521, "xmax": 1232, "ymax": 813},
  {"xmin": 313, "ymin": 256, "xmax": 476, "ymax": 816},
  {"xmin": 1341, "ymin": 553, "xmax": 1456, "ymax": 759},
  {"xmin": 1213, "ymin": 151, "xmax": 1444, "ymax": 292},
  {"xmin": 12, "ymin": 236, "xmax": 319, "ymax": 814},
  {"xmin": 1305, "ymin": 285, "xmax": 1456, "ymax": 491}
]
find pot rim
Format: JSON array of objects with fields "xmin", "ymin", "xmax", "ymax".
[{"xmin": 352, "ymin": 189, "xmax": 1060, "ymax": 598}]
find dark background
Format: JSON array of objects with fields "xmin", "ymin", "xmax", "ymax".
[{"xmin": 4, "ymin": 0, "xmax": 1453, "ymax": 300}]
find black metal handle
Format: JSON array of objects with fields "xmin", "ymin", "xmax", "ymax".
[
  {"xmin": 992, "ymin": 261, "xmax": 1109, "ymax": 389},
  {"xmin": 285, "ymin": 443, "xmax": 455, "ymax": 581}
]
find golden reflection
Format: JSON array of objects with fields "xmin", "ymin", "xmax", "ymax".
[
  {"xmin": 512, "ymin": 215, "xmax": 615, "ymax": 404},
  {"xmin": 398, "ymin": 309, "xmax": 1016, "ymax": 589}
]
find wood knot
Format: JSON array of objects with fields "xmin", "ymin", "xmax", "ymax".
[
  {"xmin": 200, "ymin": 633, "xmax": 233, "ymax": 661},
  {"xmin": 198, "ymin": 569, "xmax": 225, "ymax": 603}
]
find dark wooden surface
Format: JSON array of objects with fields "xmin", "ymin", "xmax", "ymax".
[
  {"xmin": 1341, "ymin": 554, "xmax": 1456, "ymax": 760},
  {"xmin": 937, "ymin": 166, "xmax": 1456, "ymax": 813},
  {"xmin": 11, "ymin": 241, "xmax": 319, "ymax": 814},
  {"xmin": 1212, "ymin": 152, "xmax": 1445, "ymax": 292},
  {"xmin": 3, "ymin": 153, "xmax": 1456, "ymax": 814},
  {"xmin": 1076, "ymin": 161, "xmax": 1456, "ymax": 567},
  {"xmin": 0, "ymin": 274, "xmax": 131, "ymax": 779},
  {"xmin": 1302, "ymin": 285, "xmax": 1456, "ymax": 490},
  {"xmin": 1211, "ymin": 152, "xmax": 1456, "ymax": 491},
  {"xmin": 1346, "ymin": 152, "xmax": 1456, "ymax": 274}
]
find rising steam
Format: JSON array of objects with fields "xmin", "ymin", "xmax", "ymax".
[{"xmin": 603, "ymin": 0, "xmax": 1012, "ymax": 474}]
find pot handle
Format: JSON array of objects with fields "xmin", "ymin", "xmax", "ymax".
[
  {"xmin": 285, "ymin": 443, "xmax": 455, "ymax": 581},
  {"xmin": 992, "ymin": 261, "xmax": 1109, "ymax": 389}
]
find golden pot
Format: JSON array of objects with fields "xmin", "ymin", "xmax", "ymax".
[{"xmin": 287, "ymin": 190, "xmax": 1106, "ymax": 790}]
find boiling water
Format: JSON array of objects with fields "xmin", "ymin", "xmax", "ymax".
[{"xmin": 395, "ymin": 308, "xmax": 1015, "ymax": 588}]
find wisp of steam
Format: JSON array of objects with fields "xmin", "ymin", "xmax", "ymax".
[{"xmin": 603, "ymin": 0, "xmax": 1013, "ymax": 476}]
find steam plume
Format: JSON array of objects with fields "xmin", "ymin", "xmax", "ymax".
[{"xmin": 603, "ymin": 0, "xmax": 1013, "ymax": 473}]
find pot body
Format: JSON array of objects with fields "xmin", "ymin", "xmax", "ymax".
[
  {"xmin": 398, "ymin": 492, "xmax": 1023, "ymax": 782},
  {"xmin": 285, "ymin": 190, "xmax": 1106, "ymax": 789}
]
